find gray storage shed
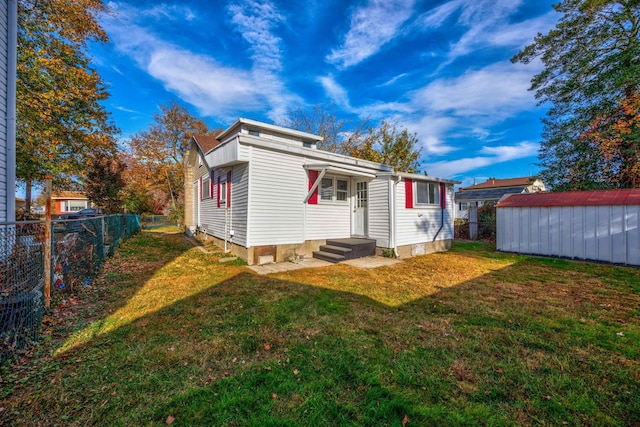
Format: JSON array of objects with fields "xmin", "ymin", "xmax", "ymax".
[{"xmin": 496, "ymin": 189, "xmax": 640, "ymax": 266}]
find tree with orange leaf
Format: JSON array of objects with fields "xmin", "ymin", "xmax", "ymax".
[
  {"xmin": 582, "ymin": 91, "xmax": 640, "ymax": 188},
  {"xmin": 16, "ymin": 0, "xmax": 118, "ymax": 210}
]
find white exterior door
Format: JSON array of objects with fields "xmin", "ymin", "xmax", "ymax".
[{"xmin": 352, "ymin": 179, "xmax": 368, "ymax": 237}]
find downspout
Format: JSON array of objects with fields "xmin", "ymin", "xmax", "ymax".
[
  {"xmin": 433, "ymin": 183, "xmax": 446, "ymax": 242},
  {"xmin": 390, "ymin": 175, "xmax": 401, "ymax": 257},
  {"xmin": 7, "ymin": 0, "xmax": 17, "ymax": 222}
]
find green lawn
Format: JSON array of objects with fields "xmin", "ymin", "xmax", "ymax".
[{"xmin": 1, "ymin": 231, "xmax": 639, "ymax": 426}]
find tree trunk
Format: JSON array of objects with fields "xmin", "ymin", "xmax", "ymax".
[{"xmin": 25, "ymin": 180, "xmax": 32, "ymax": 218}]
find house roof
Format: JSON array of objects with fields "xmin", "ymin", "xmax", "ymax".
[
  {"xmin": 455, "ymin": 186, "xmax": 526, "ymax": 202},
  {"xmin": 217, "ymin": 118, "xmax": 323, "ymax": 143},
  {"xmin": 462, "ymin": 176, "xmax": 536, "ymax": 190},
  {"xmin": 497, "ymin": 189, "xmax": 640, "ymax": 208},
  {"xmin": 51, "ymin": 191, "xmax": 87, "ymax": 200},
  {"xmin": 193, "ymin": 134, "xmax": 221, "ymax": 155}
]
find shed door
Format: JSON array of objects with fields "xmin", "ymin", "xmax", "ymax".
[{"xmin": 352, "ymin": 179, "xmax": 368, "ymax": 237}]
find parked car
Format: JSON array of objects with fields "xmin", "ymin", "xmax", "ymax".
[{"xmin": 57, "ymin": 208, "xmax": 104, "ymax": 220}]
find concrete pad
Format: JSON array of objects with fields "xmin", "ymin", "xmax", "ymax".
[
  {"xmin": 342, "ymin": 256, "xmax": 401, "ymax": 269},
  {"xmin": 248, "ymin": 258, "xmax": 333, "ymax": 275}
]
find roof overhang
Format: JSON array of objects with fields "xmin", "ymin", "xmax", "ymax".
[
  {"xmin": 377, "ymin": 171, "xmax": 460, "ymax": 185},
  {"xmin": 304, "ymin": 163, "xmax": 377, "ymax": 178}
]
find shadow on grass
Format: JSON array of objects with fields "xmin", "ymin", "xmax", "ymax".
[{"xmin": 4, "ymin": 236, "xmax": 640, "ymax": 426}]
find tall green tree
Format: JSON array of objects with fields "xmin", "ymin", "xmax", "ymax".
[
  {"xmin": 17, "ymin": 0, "xmax": 118, "ymax": 209},
  {"xmin": 127, "ymin": 102, "xmax": 218, "ymax": 219},
  {"xmin": 350, "ymin": 120, "xmax": 421, "ymax": 173},
  {"xmin": 512, "ymin": 0, "xmax": 640, "ymax": 190}
]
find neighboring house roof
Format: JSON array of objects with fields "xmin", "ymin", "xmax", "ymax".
[
  {"xmin": 462, "ymin": 177, "xmax": 536, "ymax": 190},
  {"xmin": 193, "ymin": 134, "xmax": 221, "ymax": 155},
  {"xmin": 497, "ymin": 189, "xmax": 640, "ymax": 208},
  {"xmin": 455, "ymin": 186, "xmax": 527, "ymax": 202},
  {"xmin": 51, "ymin": 191, "xmax": 87, "ymax": 200}
]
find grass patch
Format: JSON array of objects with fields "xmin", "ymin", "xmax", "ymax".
[{"xmin": 1, "ymin": 236, "xmax": 639, "ymax": 426}]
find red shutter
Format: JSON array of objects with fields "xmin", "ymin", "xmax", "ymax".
[
  {"xmin": 199, "ymin": 177, "xmax": 202, "ymax": 201},
  {"xmin": 405, "ymin": 178, "xmax": 413, "ymax": 208},
  {"xmin": 440, "ymin": 183, "xmax": 446, "ymax": 209},
  {"xmin": 308, "ymin": 170, "xmax": 319, "ymax": 204},
  {"xmin": 227, "ymin": 171, "xmax": 232, "ymax": 207},
  {"xmin": 209, "ymin": 170, "xmax": 214, "ymax": 197},
  {"xmin": 217, "ymin": 175, "xmax": 221, "ymax": 208}
]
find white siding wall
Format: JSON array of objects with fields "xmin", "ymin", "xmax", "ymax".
[
  {"xmin": 248, "ymin": 145, "xmax": 356, "ymax": 246},
  {"xmin": 192, "ymin": 150, "xmax": 249, "ymax": 247},
  {"xmin": 248, "ymin": 147, "xmax": 306, "ymax": 246},
  {"xmin": 368, "ymin": 177, "xmax": 390, "ymax": 247},
  {"xmin": 395, "ymin": 181, "xmax": 455, "ymax": 246},
  {"xmin": 497, "ymin": 205, "xmax": 640, "ymax": 266},
  {"xmin": 305, "ymin": 202, "xmax": 351, "ymax": 241}
]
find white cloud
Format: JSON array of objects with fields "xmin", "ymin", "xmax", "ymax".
[
  {"xmin": 102, "ymin": 2, "xmax": 300, "ymax": 121},
  {"xmin": 327, "ymin": 0, "xmax": 416, "ymax": 68},
  {"xmin": 378, "ymin": 73, "xmax": 409, "ymax": 87},
  {"xmin": 227, "ymin": 0, "xmax": 285, "ymax": 72},
  {"xmin": 415, "ymin": 0, "xmax": 557, "ymax": 64},
  {"xmin": 318, "ymin": 75, "xmax": 353, "ymax": 111},
  {"xmin": 410, "ymin": 61, "xmax": 540, "ymax": 118},
  {"xmin": 425, "ymin": 141, "xmax": 538, "ymax": 178}
]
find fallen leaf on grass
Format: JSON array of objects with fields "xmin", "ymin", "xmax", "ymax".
[
  {"xmin": 264, "ymin": 343, "xmax": 271, "ymax": 350},
  {"xmin": 293, "ymin": 369, "xmax": 299, "ymax": 375},
  {"xmin": 272, "ymin": 393, "xmax": 278, "ymax": 400},
  {"xmin": 166, "ymin": 415, "xmax": 175, "ymax": 424},
  {"xmin": 402, "ymin": 414, "xmax": 410, "ymax": 426}
]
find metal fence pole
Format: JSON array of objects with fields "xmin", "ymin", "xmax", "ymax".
[{"xmin": 43, "ymin": 177, "xmax": 52, "ymax": 308}]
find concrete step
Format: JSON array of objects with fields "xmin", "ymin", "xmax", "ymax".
[
  {"xmin": 326, "ymin": 238, "xmax": 376, "ymax": 259},
  {"xmin": 312, "ymin": 250, "xmax": 346, "ymax": 263},
  {"xmin": 319, "ymin": 245, "xmax": 352, "ymax": 256}
]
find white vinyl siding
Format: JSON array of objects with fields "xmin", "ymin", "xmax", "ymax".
[
  {"xmin": 395, "ymin": 181, "xmax": 454, "ymax": 246},
  {"xmin": 368, "ymin": 177, "xmax": 390, "ymax": 248},
  {"xmin": 497, "ymin": 205, "xmax": 640, "ymax": 266},
  {"xmin": 248, "ymin": 147, "xmax": 306, "ymax": 246},
  {"xmin": 197, "ymin": 165, "xmax": 249, "ymax": 247}
]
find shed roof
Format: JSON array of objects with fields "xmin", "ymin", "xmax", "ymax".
[
  {"xmin": 455, "ymin": 186, "xmax": 526, "ymax": 202},
  {"xmin": 497, "ymin": 189, "xmax": 640, "ymax": 208},
  {"xmin": 193, "ymin": 134, "xmax": 221, "ymax": 154}
]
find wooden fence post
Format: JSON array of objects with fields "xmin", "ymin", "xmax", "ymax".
[{"xmin": 43, "ymin": 177, "xmax": 52, "ymax": 308}]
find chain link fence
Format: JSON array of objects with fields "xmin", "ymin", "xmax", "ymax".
[{"xmin": 1, "ymin": 215, "xmax": 140, "ymax": 359}]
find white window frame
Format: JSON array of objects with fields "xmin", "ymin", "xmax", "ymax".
[
  {"xmin": 318, "ymin": 175, "xmax": 349, "ymax": 205},
  {"xmin": 220, "ymin": 179, "xmax": 227, "ymax": 205},
  {"xmin": 415, "ymin": 181, "xmax": 440, "ymax": 207},
  {"xmin": 202, "ymin": 176, "xmax": 211, "ymax": 199}
]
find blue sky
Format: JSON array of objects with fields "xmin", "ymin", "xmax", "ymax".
[{"xmin": 91, "ymin": 0, "xmax": 559, "ymax": 187}]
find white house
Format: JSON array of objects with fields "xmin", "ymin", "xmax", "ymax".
[
  {"xmin": 1, "ymin": 1, "xmax": 17, "ymax": 222},
  {"xmin": 455, "ymin": 177, "xmax": 546, "ymax": 219},
  {"xmin": 185, "ymin": 118, "xmax": 458, "ymax": 265}
]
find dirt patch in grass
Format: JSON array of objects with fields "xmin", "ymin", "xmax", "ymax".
[{"xmin": 1, "ymin": 237, "xmax": 638, "ymax": 426}]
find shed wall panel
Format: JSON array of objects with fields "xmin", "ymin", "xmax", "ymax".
[
  {"xmin": 627, "ymin": 206, "xmax": 639, "ymax": 265},
  {"xmin": 498, "ymin": 203, "xmax": 640, "ymax": 266}
]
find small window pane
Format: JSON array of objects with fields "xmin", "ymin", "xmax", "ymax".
[
  {"xmin": 336, "ymin": 179, "xmax": 348, "ymax": 201},
  {"xmin": 416, "ymin": 182, "xmax": 439, "ymax": 205},
  {"xmin": 202, "ymin": 178, "xmax": 210, "ymax": 199},
  {"xmin": 321, "ymin": 178, "xmax": 333, "ymax": 200},
  {"xmin": 220, "ymin": 181, "xmax": 227, "ymax": 203}
]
